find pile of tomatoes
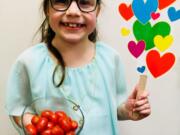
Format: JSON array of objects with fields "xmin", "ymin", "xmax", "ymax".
[{"xmin": 25, "ymin": 110, "xmax": 78, "ymax": 135}]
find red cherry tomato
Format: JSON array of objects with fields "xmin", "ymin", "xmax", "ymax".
[
  {"xmin": 41, "ymin": 110, "xmax": 53, "ymax": 119},
  {"xmin": 59, "ymin": 117, "xmax": 71, "ymax": 132},
  {"xmin": 66, "ymin": 131, "xmax": 75, "ymax": 135},
  {"xmin": 67, "ymin": 117, "xmax": 72, "ymax": 123},
  {"xmin": 55, "ymin": 111, "xmax": 67, "ymax": 119},
  {"xmin": 47, "ymin": 122, "xmax": 54, "ymax": 129},
  {"xmin": 49, "ymin": 113, "xmax": 58, "ymax": 124},
  {"xmin": 31, "ymin": 115, "xmax": 40, "ymax": 125},
  {"xmin": 51, "ymin": 125, "xmax": 64, "ymax": 135},
  {"xmin": 25, "ymin": 124, "xmax": 37, "ymax": 135},
  {"xmin": 71, "ymin": 120, "xmax": 78, "ymax": 130},
  {"xmin": 36, "ymin": 117, "xmax": 48, "ymax": 132},
  {"xmin": 41, "ymin": 129, "xmax": 52, "ymax": 135}
]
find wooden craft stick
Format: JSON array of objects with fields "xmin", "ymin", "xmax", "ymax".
[
  {"xmin": 133, "ymin": 75, "xmax": 147, "ymax": 119},
  {"xmin": 137, "ymin": 75, "xmax": 147, "ymax": 99}
]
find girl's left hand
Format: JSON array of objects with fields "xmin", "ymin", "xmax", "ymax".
[{"xmin": 125, "ymin": 86, "xmax": 151, "ymax": 121}]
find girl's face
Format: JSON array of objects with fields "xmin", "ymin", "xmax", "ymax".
[{"xmin": 47, "ymin": 0, "xmax": 100, "ymax": 44}]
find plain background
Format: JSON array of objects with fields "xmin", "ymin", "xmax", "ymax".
[{"xmin": 0, "ymin": 0, "xmax": 180, "ymax": 134}]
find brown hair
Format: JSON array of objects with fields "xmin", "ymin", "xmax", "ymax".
[{"xmin": 40, "ymin": 0, "xmax": 101, "ymax": 87}]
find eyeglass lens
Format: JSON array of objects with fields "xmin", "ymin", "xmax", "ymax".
[{"xmin": 51, "ymin": 0, "xmax": 97, "ymax": 12}]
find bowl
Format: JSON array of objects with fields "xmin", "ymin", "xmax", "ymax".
[{"xmin": 21, "ymin": 97, "xmax": 84, "ymax": 135}]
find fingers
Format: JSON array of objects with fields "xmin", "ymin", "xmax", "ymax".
[
  {"xmin": 126, "ymin": 89, "xmax": 151, "ymax": 120},
  {"xmin": 140, "ymin": 109, "xmax": 151, "ymax": 115},
  {"xmin": 23, "ymin": 113, "xmax": 34, "ymax": 126},
  {"xmin": 135, "ymin": 98, "xmax": 149, "ymax": 107},
  {"xmin": 134, "ymin": 103, "xmax": 150, "ymax": 111},
  {"xmin": 133, "ymin": 95, "xmax": 151, "ymax": 116}
]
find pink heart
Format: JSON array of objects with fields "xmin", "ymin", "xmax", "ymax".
[
  {"xmin": 151, "ymin": 12, "xmax": 160, "ymax": 20},
  {"xmin": 128, "ymin": 40, "xmax": 146, "ymax": 58}
]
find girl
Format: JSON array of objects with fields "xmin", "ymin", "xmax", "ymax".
[{"xmin": 6, "ymin": 0, "xmax": 151, "ymax": 134}]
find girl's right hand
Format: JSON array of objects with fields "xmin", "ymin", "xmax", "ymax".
[
  {"xmin": 23, "ymin": 113, "xmax": 34, "ymax": 126},
  {"xmin": 13, "ymin": 113, "xmax": 34, "ymax": 127}
]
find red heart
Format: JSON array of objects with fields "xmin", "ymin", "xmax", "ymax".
[
  {"xmin": 118, "ymin": 3, "xmax": 134, "ymax": 21},
  {"xmin": 146, "ymin": 50, "xmax": 175, "ymax": 78},
  {"xmin": 158, "ymin": 0, "xmax": 176, "ymax": 10},
  {"xmin": 151, "ymin": 12, "xmax": 160, "ymax": 20}
]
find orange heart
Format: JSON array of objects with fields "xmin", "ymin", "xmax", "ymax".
[
  {"xmin": 146, "ymin": 50, "xmax": 175, "ymax": 78},
  {"xmin": 158, "ymin": 0, "xmax": 176, "ymax": 10},
  {"xmin": 118, "ymin": 3, "xmax": 134, "ymax": 21}
]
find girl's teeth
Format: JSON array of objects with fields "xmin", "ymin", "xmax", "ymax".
[
  {"xmin": 69, "ymin": 24, "xmax": 77, "ymax": 27},
  {"xmin": 64, "ymin": 23, "xmax": 82, "ymax": 28}
]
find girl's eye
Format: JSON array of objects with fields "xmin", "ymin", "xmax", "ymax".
[
  {"xmin": 53, "ymin": 0, "xmax": 67, "ymax": 4},
  {"xmin": 79, "ymin": 0, "xmax": 92, "ymax": 5}
]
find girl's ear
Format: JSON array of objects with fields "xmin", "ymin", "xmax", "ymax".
[
  {"xmin": 96, "ymin": 6, "xmax": 101, "ymax": 17},
  {"xmin": 45, "ymin": 4, "xmax": 50, "ymax": 17},
  {"xmin": 46, "ymin": 9, "xmax": 50, "ymax": 16}
]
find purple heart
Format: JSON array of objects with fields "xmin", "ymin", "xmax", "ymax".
[{"xmin": 128, "ymin": 40, "xmax": 145, "ymax": 58}]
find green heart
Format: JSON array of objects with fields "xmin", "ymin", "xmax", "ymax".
[{"xmin": 133, "ymin": 20, "xmax": 171, "ymax": 50}]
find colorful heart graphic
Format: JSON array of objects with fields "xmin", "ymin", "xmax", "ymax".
[
  {"xmin": 137, "ymin": 66, "xmax": 146, "ymax": 73},
  {"xmin": 121, "ymin": 27, "xmax": 130, "ymax": 36},
  {"xmin": 146, "ymin": 50, "xmax": 175, "ymax": 78},
  {"xmin": 158, "ymin": 0, "xmax": 176, "ymax": 10},
  {"xmin": 151, "ymin": 12, "xmax": 160, "ymax": 20},
  {"xmin": 154, "ymin": 35, "xmax": 174, "ymax": 52},
  {"xmin": 128, "ymin": 40, "xmax": 145, "ymax": 58},
  {"xmin": 133, "ymin": 20, "xmax": 171, "ymax": 50},
  {"xmin": 132, "ymin": 0, "xmax": 158, "ymax": 24},
  {"xmin": 118, "ymin": 3, "xmax": 134, "ymax": 21},
  {"xmin": 168, "ymin": 7, "xmax": 180, "ymax": 22}
]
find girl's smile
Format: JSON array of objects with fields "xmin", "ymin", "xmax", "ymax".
[{"xmin": 59, "ymin": 21, "xmax": 86, "ymax": 31}]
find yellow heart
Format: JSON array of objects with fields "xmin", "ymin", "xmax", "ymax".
[
  {"xmin": 154, "ymin": 35, "xmax": 174, "ymax": 52},
  {"xmin": 121, "ymin": 27, "xmax": 130, "ymax": 36}
]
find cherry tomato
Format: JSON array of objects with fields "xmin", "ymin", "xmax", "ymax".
[
  {"xmin": 36, "ymin": 117, "xmax": 48, "ymax": 132},
  {"xmin": 59, "ymin": 117, "xmax": 71, "ymax": 132},
  {"xmin": 25, "ymin": 124, "xmax": 37, "ymax": 135},
  {"xmin": 41, "ymin": 129, "xmax": 52, "ymax": 135},
  {"xmin": 67, "ymin": 117, "xmax": 72, "ymax": 123},
  {"xmin": 47, "ymin": 122, "xmax": 54, "ymax": 129},
  {"xmin": 31, "ymin": 115, "xmax": 40, "ymax": 125},
  {"xmin": 71, "ymin": 120, "xmax": 78, "ymax": 130},
  {"xmin": 49, "ymin": 113, "xmax": 58, "ymax": 124},
  {"xmin": 51, "ymin": 125, "xmax": 64, "ymax": 135},
  {"xmin": 41, "ymin": 110, "xmax": 53, "ymax": 119},
  {"xmin": 66, "ymin": 131, "xmax": 75, "ymax": 135},
  {"xmin": 55, "ymin": 111, "xmax": 67, "ymax": 119}
]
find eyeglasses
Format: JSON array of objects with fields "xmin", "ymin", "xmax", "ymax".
[{"xmin": 49, "ymin": 0, "xmax": 98, "ymax": 13}]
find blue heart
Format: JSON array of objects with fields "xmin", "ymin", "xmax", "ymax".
[
  {"xmin": 168, "ymin": 7, "xmax": 180, "ymax": 22},
  {"xmin": 137, "ymin": 66, "xmax": 146, "ymax": 73},
  {"xmin": 132, "ymin": 0, "xmax": 158, "ymax": 24}
]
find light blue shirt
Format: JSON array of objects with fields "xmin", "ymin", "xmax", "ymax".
[{"xmin": 6, "ymin": 41, "xmax": 127, "ymax": 135}]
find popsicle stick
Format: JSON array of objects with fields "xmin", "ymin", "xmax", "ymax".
[
  {"xmin": 137, "ymin": 75, "xmax": 147, "ymax": 98},
  {"xmin": 133, "ymin": 75, "xmax": 147, "ymax": 119}
]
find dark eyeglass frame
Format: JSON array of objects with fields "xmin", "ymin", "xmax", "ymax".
[{"xmin": 49, "ymin": 0, "xmax": 98, "ymax": 13}]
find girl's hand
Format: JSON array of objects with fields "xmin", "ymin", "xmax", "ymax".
[
  {"xmin": 13, "ymin": 113, "xmax": 34, "ymax": 127},
  {"xmin": 22, "ymin": 113, "xmax": 34, "ymax": 126},
  {"xmin": 124, "ymin": 86, "xmax": 151, "ymax": 121}
]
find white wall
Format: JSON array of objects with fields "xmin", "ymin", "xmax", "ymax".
[
  {"xmin": 98, "ymin": 0, "xmax": 180, "ymax": 135},
  {"xmin": 0, "ymin": 0, "xmax": 42, "ymax": 134},
  {"xmin": 0, "ymin": 0, "xmax": 180, "ymax": 135}
]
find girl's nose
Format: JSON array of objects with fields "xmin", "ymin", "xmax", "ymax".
[{"xmin": 66, "ymin": 1, "xmax": 81, "ymax": 16}]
